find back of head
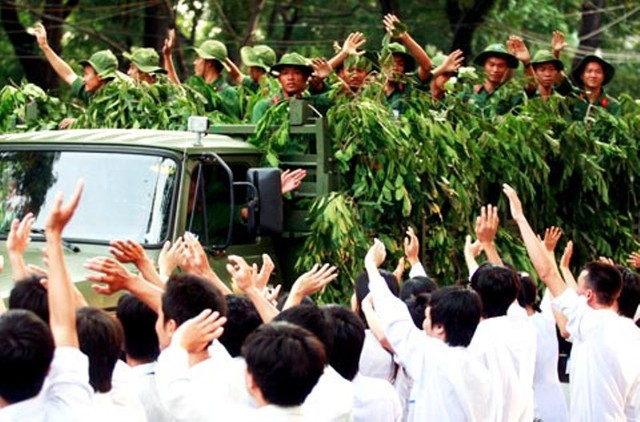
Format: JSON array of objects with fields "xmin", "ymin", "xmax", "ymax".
[
  {"xmin": 354, "ymin": 270, "xmax": 399, "ymax": 325},
  {"xmin": 243, "ymin": 322, "xmax": 327, "ymax": 407},
  {"xmin": 429, "ymin": 286, "xmax": 482, "ymax": 347},
  {"xmin": 405, "ymin": 293, "xmax": 431, "ymax": 329},
  {"xmin": 616, "ymin": 267, "xmax": 640, "ymax": 319},
  {"xmin": 162, "ymin": 273, "xmax": 228, "ymax": 326},
  {"xmin": 8, "ymin": 276, "xmax": 50, "ymax": 324},
  {"xmin": 273, "ymin": 304, "xmax": 335, "ymax": 357},
  {"xmin": 76, "ymin": 307, "xmax": 124, "ymax": 393},
  {"xmin": 219, "ymin": 294, "xmax": 262, "ymax": 357},
  {"xmin": 517, "ymin": 274, "xmax": 540, "ymax": 312},
  {"xmin": 0, "ymin": 310, "xmax": 55, "ymax": 404},
  {"xmin": 470, "ymin": 263, "xmax": 520, "ymax": 318},
  {"xmin": 116, "ymin": 293, "xmax": 159, "ymax": 363},
  {"xmin": 400, "ymin": 276, "xmax": 437, "ymax": 301},
  {"xmin": 322, "ymin": 305, "xmax": 365, "ymax": 381},
  {"xmin": 584, "ymin": 262, "xmax": 623, "ymax": 307}
]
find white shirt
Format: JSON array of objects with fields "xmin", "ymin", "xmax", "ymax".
[
  {"xmin": 0, "ymin": 347, "xmax": 93, "ymax": 422},
  {"xmin": 246, "ymin": 404, "xmax": 311, "ymax": 422},
  {"xmin": 369, "ymin": 271, "xmax": 495, "ymax": 422},
  {"xmin": 155, "ymin": 342, "xmax": 241, "ymax": 422},
  {"xmin": 130, "ymin": 362, "xmax": 173, "ymax": 422},
  {"xmin": 530, "ymin": 290, "xmax": 568, "ymax": 422},
  {"xmin": 553, "ymin": 288, "xmax": 640, "ymax": 421},
  {"xmin": 358, "ymin": 330, "xmax": 396, "ymax": 382},
  {"xmin": 303, "ymin": 366, "xmax": 354, "ymax": 422},
  {"xmin": 469, "ymin": 313, "xmax": 536, "ymax": 422},
  {"xmin": 92, "ymin": 391, "xmax": 147, "ymax": 422},
  {"xmin": 352, "ymin": 374, "xmax": 402, "ymax": 422}
]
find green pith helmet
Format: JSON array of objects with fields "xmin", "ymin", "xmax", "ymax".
[
  {"xmin": 270, "ymin": 52, "xmax": 313, "ymax": 75},
  {"xmin": 387, "ymin": 42, "xmax": 416, "ymax": 72},
  {"xmin": 80, "ymin": 50, "xmax": 118, "ymax": 80},
  {"xmin": 241, "ymin": 45, "xmax": 277, "ymax": 71},
  {"xmin": 531, "ymin": 50, "xmax": 564, "ymax": 71},
  {"xmin": 123, "ymin": 48, "xmax": 166, "ymax": 74},
  {"xmin": 571, "ymin": 54, "xmax": 615, "ymax": 87},
  {"xmin": 473, "ymin": 43, "xmax": 519, "ymax": 69},
  {"xmin": 193, "ymin": 40, "xmax": 229, "ymax": 70}
]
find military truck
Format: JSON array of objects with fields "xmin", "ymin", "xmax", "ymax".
[{"xmin": 0, "ymin": 100, "xmax": 336, "ymax": 309}]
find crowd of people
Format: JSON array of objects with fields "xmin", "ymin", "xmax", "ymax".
[
  {"xmin": 29, "ymin": 14, "xmax": 622, "ymax": 129},
  {"xmin": 0, "ymin": 177, "xmax": 639, "ymax": 421}
]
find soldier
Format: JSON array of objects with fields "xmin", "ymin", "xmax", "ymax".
[
  {"xmin": 381, "ymin": 14, "xmax": 433, "ymax": 115},
  {"xmin": 250, "ymin": 53, "xmax": 314, "ymax": 123},
  {"xmin": 529, "ymin": 50, "xmax": 565, "ymax": 101},
  {"xmin": 33, "ymin": 23, "xmax": 118, "ymax": 103},
  {"xmin": 229, "ymin": 45, "xmax": 277, "ymax": 92},
  {"xmin": 124, "ymin": 48, "xmax": 167, "ymax": 84},
  {"xmin": 163, "ymin": 30, "xmax": 239, "ymax": 118},
  {"xmin": 570, "ymin": 54, "xmax": 619, "ymax": 119}
]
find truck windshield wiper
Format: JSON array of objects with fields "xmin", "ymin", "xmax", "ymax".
[{"xmin": 30, "ymin": 228, "xmax": 81, "ymax": 253}]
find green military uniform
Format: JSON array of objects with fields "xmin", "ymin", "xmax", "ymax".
[
  {"xmin": 71, "ymin": 50, "xmax": 118, "ymax": 103},
  {"xmin": 382, "ymin": 43, "xmax": 417, "ymax": 114},
  {"xmin": 568, "ymin": 54, "xmax": 619, "ymax": 120},
  {"xmin": 240, "ymin": 45, "xmax": 277, "ymax": 94}
]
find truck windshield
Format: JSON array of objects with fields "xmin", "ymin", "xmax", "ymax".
[{"xmin": 0, "ymin": 150, "xmax": 178, "ymax": 244}]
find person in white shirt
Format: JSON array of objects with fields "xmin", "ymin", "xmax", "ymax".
[
  {"xmin": 116, "ymin": 293, "xmax": 172, "ymax": 422},
  {"xmin": 365, "ymin": 239, "xmax": 495, "ymax": 422},
  {"xmin": 504, "ymin": 183, "xmax": 640, "ymax": 421},
  {"xmin": 518, "ymin": 275, "xmax": 569, "ymax": 422},
  {"xmin": 0, "ymin": 181, "xmax": 93, "ymax": 421},
  {"xmin": 323, "ymin": 305, "xmax": 402, "ymax": 422},
  {"xmin": 468, "ymin": 262, "xmax": 537, "ymax": 422},
  {"xmin": 243, "ymin": 322, "xmax": 327, "ymax": 422},
  {"xmin": 274, "ymin": 304, "xmax": 355, "ymax": 422}
]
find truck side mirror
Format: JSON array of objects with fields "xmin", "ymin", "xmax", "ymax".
[{"xmin": 246, "ymin": 168, "xmax": 283, "ymax": 236}]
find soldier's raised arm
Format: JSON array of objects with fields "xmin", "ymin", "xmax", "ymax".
[{"xmin": 33, "ymin": 23, "xmax": 78, "ymax": 86}]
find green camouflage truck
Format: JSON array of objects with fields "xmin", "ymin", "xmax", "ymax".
[{"xmin": 0, "ymin": 100, "xmax": 336, "ymax": 309}]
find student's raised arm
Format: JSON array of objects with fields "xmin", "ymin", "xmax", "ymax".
[
  {"xmin": 45, "ymin": 180, "xmax": 83, "ymax": 348},
  {"xmin": 33, "ymin": 24, "xmax": 79, "ymax": 86},
  {"xmin": 475, "ymin": 205, "xmax": 503, "ymax": 266},
  {"xmin": 502, "ymin": 184, "xmax": 566, "ymax": 297}
]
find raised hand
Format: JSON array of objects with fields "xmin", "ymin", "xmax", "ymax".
[
  {"xmin": 542, "ymin": 227, "xmax": 563, "ymax": 253},
  {"xmin": 158, "ymin": 237, "xmax": 183, "ymax": 279},
  {"xmin": 475, "ymin": 205, "xmax": 500, "ymax": 244},
  {"xmin": 502, "ymin": 184, "xmax": 525, "ymax": 222},
  {"xmin": 598, "ymin": 256, "xmax": 615, "ymax": 266},
  {"xmin": 46, "ymin": 180, "xmax": 84, "ymax": 235},
  {"xmin": 254, "ymin": 254, "xmax": 275, "ymax": 291},
  {"xmin": 110, "ymin": 239, "xmax": 149, "ymax": 266},
  {"xmin": 365, "ymin": 238, "xmax": 387, "ymax": 270},
  {"xmin": 507, "ymin": 35, "xmax": 531, "ymax": 64},
  {"xmin": 85, "ymin": 256, "xmax": 135, "ymax": 295},
  {"xmin": 551, "ymin": 31, "xmax": 568, "ymax": 57},
  {"xmin": 32, "ymin": 23, "xmax": 49, "ymax": 49},
  {"xmin": 163, "ymin": 28, "xmax": 176, "ymax": 56},
  {"xmin": 292, "ymin": 263, "xmax": 338, "ymax": 297},
  {"xmin": 559, "ymin": 240, "xmax": 573, "ymax": 270},
  {"xmin": 341, "ymin": 32, "xmax": 367, "ymax": 56},
  {"xmin": 227, "ymin": 255, "xmax": 255, "ymax": 293},
  {"xmin": 281, "ymin": 168, "xmax": 307, "ymax": 195},
  {"xmin": 439, "ymin": 49, "xmax": 465, "ymax": 74},
  {"xmin": 628, "ymin": 251, "xmax": 640, "ymax": 270},
  {"xmin": 172, "ymin": 309, "xmax": 227, "ymax": 353},
  {"xmin": 383, "ymin": 14, "xmax": 408, "ymax": 38},
  {"xmin": 310, "ymin": 58, "xmax": 333, "ymax": 80},
  {"xmin": 393, "ymin": 257, "xmax": 406, "ymax": 282},
  {"xmin": 404, "ymin": 227, "xmax": 420, "ymax": 265}
]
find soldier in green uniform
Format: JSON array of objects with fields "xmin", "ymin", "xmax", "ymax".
[
  {"xmin": 250, "ymin": 53, "xmax": 314, "ymax": 123},
  {"xmin": 569, "ymin": 54, "xmax": 619, "ymax": 120},
  {"xmin": 228, "ymin": 45, "xmax": 277, "ymax": 93},
  {"xmin": 528, "ymin": 50, "xmax": 565, "ymax": 101},
  {"xmin": 381, "ymin": 14, "xmax": 434, "ymax": 115},
  {"xmin": 163, "ymin": 30, "xmax": 239, "ymax": 118},
  {"xmin": 124, "ymin": 48, "xmax": 167, "ymax": 84},
  {"xmin": 33, "ymin": 23, "xmax": 117, "ymax": 104}
]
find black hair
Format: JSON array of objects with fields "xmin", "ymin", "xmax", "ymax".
[
  {"xmin": 583, "ymin": 262, "xmax": 622, "ymax": 307},
  {"xmin": 242, "ymin": 322, "xmax": 326, "ymax": 407},
  {"xmin": 0, "ymin": 310, "xmax": 55, "ymax": 404},
  {"xmin": 404, "ymin": 293, "xmax": 431, "ymax": 329},
  {"xmin": 470, "ymin": 263, "xmax": 520, "ymax": 318},
  {"xmin": 400, "ymin": 276, "xmax": 437, "ymax": 301},
  {"xmin": 219, "ymin": 294, "xmax": 262, "ymax": 357},
  {"xmin": 273, "ymin": 304, "xmax": 335, "ymax": 358},
  {"xmin": 614, "ymin": 266, "xmax": 640, "ymax": 319},
  {"xmin": 116, "ymin": 293, "xmax": 159, "ymax": 362},
  {"xmin": 517, "ymin": 274, "xmax": 541, "ymax": 313},
  {"xmin": 321, "ymin": 305, "xmax": 365, "ymax": 381},
  {"xmin": 8, "ymin": 275, "xmax": 49, "ymax": 324},
  {"xmin": 354, "ymin": 270, "xmax": 399, "ymax": 326},
  {"xmin": 429, "ymin": 286, "xmax": 482, "ymax": 347},
  {"xmin": 276, "ymin": 291, "xmax": 315, "ymax": 311},
  {"xmin": 76, "ymin": 307, "xmax": 124, "ymax": 393},
  {"xmin": 162, "ymin": 273, "xmax": 227, "ymax": 327}
]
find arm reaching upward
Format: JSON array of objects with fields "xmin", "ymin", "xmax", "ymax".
[
  {"xmin": 383, "ymin": 14, "xmax": 432, "ymax": 82},
  {"xmin": 33, "ymin": 23, "xmax": 79, "ymax": 86}
]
